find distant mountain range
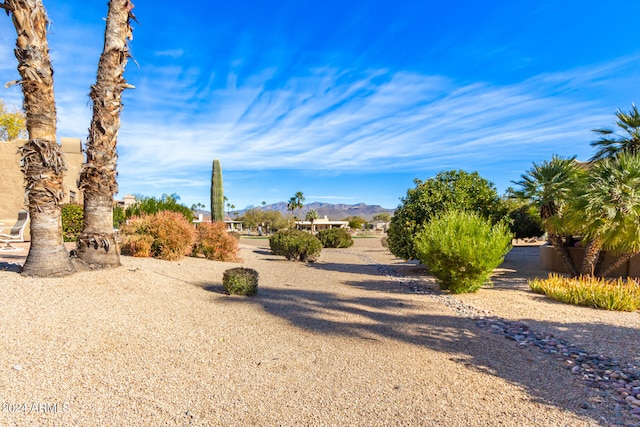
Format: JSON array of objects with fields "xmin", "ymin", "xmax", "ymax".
[{"xmin": 235, "ymin": 202, "xmax": 395, "ymax": 221}]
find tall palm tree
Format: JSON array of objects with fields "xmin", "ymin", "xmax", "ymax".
[
  {"xmin": 294, "ymin": 191, "xmax": 305, "ymax": 221},
  {"xmin": 306, "ymin": 209, "xmax": 319, "ymax": 233},
  {"xmin": 513, "ymin": 155, "xmax": 583, "ymax": 277},
  {"xmin": 1, "ymin": 0, "xmax": 75, "ymax": 276},
  {"xmin": 567, "ymin": 152, "xmax": 640, "ymax": 277},
  {"xmin": 77, "ymin": 0, "xmax": 135, "ymax": 267},
  {"xmin": 287, "ymin": 196, "xmax": 297, "ymax": 228},
  {"xmin": 590, "ymin": 104, "xmax": 640, "ymax": 161}
]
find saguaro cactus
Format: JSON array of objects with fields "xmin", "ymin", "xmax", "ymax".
[{"xmin": 211, "ymin": 159, "xmax": 224, "ymax": 221}]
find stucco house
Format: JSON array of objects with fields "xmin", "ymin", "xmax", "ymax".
[
  {"xmin": 0, "ymin": 137, "xmax": 84, "ymax": 241},
  {"xmin": 295, "ymin": 216, "xmax": 349, "ymax": 232}
]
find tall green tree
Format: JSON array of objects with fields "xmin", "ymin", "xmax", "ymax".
[
  {"xmin": 77, "ymin": 0, "xmax": 135, "ymax": 268},
  {"xmin": 387, "ymin": 170, "xmax": 506, "ymax": 260},
  {"xmin": 590, "ymin": 104, "xmax": 640, "ymax": 161},
  {"xmin": 565, "ymin": 152, "xmax": 640, "ymax": 276},
  {"xmin": 512, "ymin": 156, "xmax": 584, "ymax": 277},
  {"xmin": 2, "ymin": 0, "xmax": 75, "ymax": 276}
]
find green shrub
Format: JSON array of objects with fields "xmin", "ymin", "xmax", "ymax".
[
  {"xmin": 61, "ymin": 203, "xmax": 84, "ymax": 242},
  {"xmin": 387, "ymin": 170, "xmax": 507, "ymax": 260},
  {"xmin": 529, "ymin": 274, "xmax": 640, "ymax": 311},
  {"xmin": 193, "ymin": 221, "xmax": 240, "ymax": 262},
  {"xmin": 317, "ymin": 228, "xmax": 354, "ymax": 248},
  {"xmin": 269, "ymin": 229, "xmax": 322, "ymax": 262},
  {"xmin": 223, "ymin": 267, "xmax": 259, "ymax": 295},
  {"xmin": 508, "ymin": 205, "xmax": 544, "ymax": 239},
  {"xmin": 415, "ymin": 210, "xmax": 513, "ymax": 293},
  {"xmin": 119, "ymin": 211, "xmax": 196, "ymax": 261},
  {"xmin": 113, "ymin": 205, "xmax": 126, "ymax": 228},
  {"xmin": 125, "ymin": 194, "xmax": 194, "ymax": 223}
]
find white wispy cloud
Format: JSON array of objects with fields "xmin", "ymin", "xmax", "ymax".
[{"xmin": 111, "ymin": 58, "xmax": 626, "ymax": 187}]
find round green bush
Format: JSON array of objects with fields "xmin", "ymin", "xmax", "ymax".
[
  {"xmin": 415, "ymin": 210, "xmax": 513, "ymax": 293},
  {"xmin": 269, "ymin": 229, "xmax": 322, "ymax": 262},
  {"xmin": 223, "ymin": 267, "xmax": 258, "ymax": 295},
  {"xmin": 316, "ymin": 228, "xmax": 354, "ymax": 248},
  {"xmin": 61, "ymin": 203, "xmax": 84, "ymax": 242}
]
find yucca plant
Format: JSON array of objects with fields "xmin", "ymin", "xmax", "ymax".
[{"xmin": 530, "ymin": 274, "xmax": 640, "ymax": 311}]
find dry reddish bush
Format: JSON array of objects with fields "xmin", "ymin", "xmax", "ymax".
[
  {"xmin": 148, "ymin": 211, "xmax": 196, "ymax": 260},
  {"xmin": 119, "ymin": 211, "xmax": 196, "ymax": 261},
  {"xmin": 120, "ymin": 234, "xmax": 153, "ymax": 257},
  {"xmin": 193, "ymin": 221, "xmax": 240, "ymax": 262}
]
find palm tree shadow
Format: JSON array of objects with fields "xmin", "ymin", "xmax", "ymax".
[{"xmin": 197, "ymin": 278, "xmax": 636, "ymax": 424}]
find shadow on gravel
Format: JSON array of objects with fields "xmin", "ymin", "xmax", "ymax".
[
  {"xmin": 0, "ymin": 262, "xmax": 21, "ymax": 273},
  {"xmin": 202, "ymin": 281, "xmax": 636, "ymax": 426}
]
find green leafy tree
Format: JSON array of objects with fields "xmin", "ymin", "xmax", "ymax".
[
  {"xmin": 344, "ymin": 215, "xmax": 366, "ymax": 230},
  {"xmin": 590, "ymin": 104, "xmax": 640, "ymax": 161},
  {"xmin": 512, "ymin": 156, "xmax": 584, "ymax": 276},
  {"xmin": 502, "ymin": 188, "xmax": 544, "ymax": 239},
  {"xmin": 565, "ymin": 152, "xmax": 640, "ymax": 276},
  {"xmin": 372, "ymin": 212, "xmax": 392, "ymax": 222},
  {"xmin": 0, "ymin": 99, "xmax": 26, "ymax": 140},
  {"xmin": 387, "ymin": 170, "xmax": 506, "ymax": 260}
]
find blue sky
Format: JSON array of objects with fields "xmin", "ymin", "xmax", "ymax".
[{"xmin": 1, "ymin": 1, "xmax": 639, "ymax": 210}]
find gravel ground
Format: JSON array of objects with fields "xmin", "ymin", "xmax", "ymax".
[{"xmin": 0, "ymin": 237, "xmax": 638, "ymax": 426}]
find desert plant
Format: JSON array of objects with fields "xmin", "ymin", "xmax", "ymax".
[
  {"xmin": 317, "ymin": 228, "xmax": 354, "ymax": 248},
  {"xmin": 387, "ymin": 170, "xmax": 507, "ymax": 260},
  {"xmin": 193, "ymin": 221, "xmax": 239, "ymax": 262},
  {"xmin": 223, "ymin": 267, "xmax": 259, "ymax": 295},
  {"xmin": 590, "ymin": 103, "xmax": 640, "ymax": 161},
  {"xmin": 120, "ymin": 234, "xmax": 154, "ymax": 257},
  {"xmin": 512, "ymin": 155, "xmax": 584, "ymax": 277},
  {"xmin": 529, "ymin": 274, "xmax": 640, "ymax": 311},
  {"xmin": 119, "ymin": 211, "xmax": 196, "ymax": 261},
  {"xmin": 61, "ymin": 203, "xmax": 84, "ymax": 242},
  {"xmin": 269, "ymin": 229, "xmax": 322, "ymax": 262},
  {"xmin": 415, "ymin": 210, "xmax": 513, "ymax": 293},
  {"xmin": 211, "ymin": 159, "xmax": 225, "ymax": 221}
]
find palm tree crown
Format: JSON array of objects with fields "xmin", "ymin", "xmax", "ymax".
[
  {"xmin": 590, "ymin": 104, "xmax": 640, "ymax": 161},
  {"xmin": 512, "ymin": 155, "xmax": 582, "ymax": 226}
]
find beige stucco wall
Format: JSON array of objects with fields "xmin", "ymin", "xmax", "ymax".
[{"xmin": 0, "ymin": 138, "xmax": 84, "ymax": 241}]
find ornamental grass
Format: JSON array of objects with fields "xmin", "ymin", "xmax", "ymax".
[{"xmin": 529, "ymin": 274, "xmax": 640, "ymax": 311}]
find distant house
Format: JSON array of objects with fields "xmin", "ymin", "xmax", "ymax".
[
  {"xmin": 296, "ymin": 216, "xmax": 348, "ymax": 232},
  {"xmin": 192, "ymin": 212, "xmax": 243, "ymax": 231}
]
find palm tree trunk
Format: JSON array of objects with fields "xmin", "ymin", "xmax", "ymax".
[
  {"xmin": 76, "ymin": 0, "xmax": 135, "ymax": 267},
  {"xmin": 599, "ymin": 252, "xmax": 637, "ymax": 278},
  {"xmin": 549, "ymin": 233, "xmax": 578, "ymax": 277},
  {"xmin": 2, "ymin": 0, "xmax": 75, "ymax": 277},
  {"xmin": 580, "ymin": 238, "xmax": 601, "ymax": 277}
]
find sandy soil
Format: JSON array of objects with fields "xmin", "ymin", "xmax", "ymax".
[{"xmin": 0, "ymin": 237, "xmax": 638, "ymax": 426}]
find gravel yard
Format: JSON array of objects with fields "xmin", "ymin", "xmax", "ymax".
[{"xmin": 0, "ymin": 237, "xmax": 638, "ymax": 426}]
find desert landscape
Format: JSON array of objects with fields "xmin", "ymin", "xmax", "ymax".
[{"xmin": 1, "ymin": 237, "xmax": 639, "ymax": 426}]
